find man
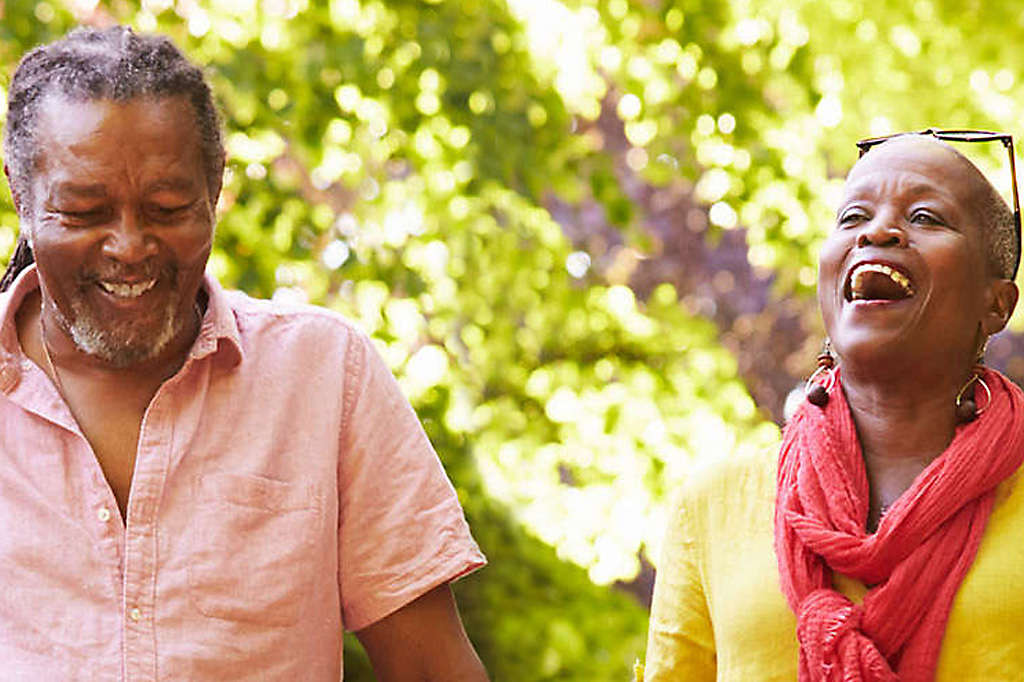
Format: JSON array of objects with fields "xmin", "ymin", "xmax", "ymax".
[{"xmin": 0, "ymin": 26, "xmax": 488, "ymax": 680}]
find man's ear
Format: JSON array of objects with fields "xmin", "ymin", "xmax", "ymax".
[
  {"xmin": 982, "ymin": 278, "xmax": 1019, "ymax": 336},
  {"xmin": 3, "ymin": 163, "xmax": 22, "ymax": 216},
  {"xmin": 208, "ymin": 151, "xmax": 226, "ymax": 214}
]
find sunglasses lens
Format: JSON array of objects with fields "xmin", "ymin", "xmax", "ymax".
[{"xmin": 937, "ymin": 131, "xmax": 999, "ymax": 143}]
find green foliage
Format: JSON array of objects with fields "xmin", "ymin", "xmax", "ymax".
[
  {"xmin": 595, "ymin": 0, "xmax": 1024, "ymax": 296},
  {"xmin": 6, "ymin": 0, "xmax": 1024, "ymax": 679}
]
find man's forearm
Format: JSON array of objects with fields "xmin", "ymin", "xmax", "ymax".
[{"xmin": 356, "ymin": 584, "xmax": 490, "ymax": 681}]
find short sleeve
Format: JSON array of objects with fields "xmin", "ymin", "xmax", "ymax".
[
  {"xmin": 337, "ymin": 330, "xmax": 485, "ymax": 631},
  {"xmin": 644, "ymin": 487, "xmax": 716, "ymax": 681}
]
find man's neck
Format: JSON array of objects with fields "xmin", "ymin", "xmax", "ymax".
[{"xmin": 17, "ymin": 290, "xmax": 197, "ymax": 388}]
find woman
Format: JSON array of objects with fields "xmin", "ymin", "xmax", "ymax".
[{"xmin": 643, "ymin": 132, "xmax": 1024, "ymax": 680}]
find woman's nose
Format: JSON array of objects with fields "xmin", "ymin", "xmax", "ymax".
[{"xmin": 856, "ymin": 217, "xmax": 907, "ymax": 248}]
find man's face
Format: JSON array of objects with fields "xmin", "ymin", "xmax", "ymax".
[
  {"xmin": 24, "ymin": 94, "xmax": 216, "ymax": 368},
  {"xmin": 818, "ymin": 137, "xmax": 995, "ymax": 371}
]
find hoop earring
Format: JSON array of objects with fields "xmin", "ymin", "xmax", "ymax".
[
  {"xmin": 976, "ymin": 337, "xmax": 989, "ymax": 364},
  {"xmin": 955, "ymin": 365, "xmax": 991, "ymax": 424},
  {"xmin": 805, "ymin": 339, "xmax": 836, "ymax": 407}
]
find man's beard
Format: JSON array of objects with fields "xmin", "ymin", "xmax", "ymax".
[
  {"xmin": 61, "ymin": 295, "xmax": 184, "ymax": 368},
  {"xmin": 50, "ymin": 264, "xmax": 192, "ymax": 369}
]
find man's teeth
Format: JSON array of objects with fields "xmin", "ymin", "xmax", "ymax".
[
  {"xmin": 849, "ymin": 263, "xmax": 914, "ymax": 300},
  {"xmin": 99, "ymin": 279, "xmax": 156, "ymax": 298}
]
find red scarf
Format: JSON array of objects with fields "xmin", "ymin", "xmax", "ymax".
[{"xmin": 775, "ymin": 368, "xmax": 1024, "ymax": 681}]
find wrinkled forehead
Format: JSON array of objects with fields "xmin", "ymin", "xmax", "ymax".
[
  {"xmin": 32, "ymin": 93, "xmax": 206, "ymax": 175},
  {"xmin": 36, "ymin": 91, "xmax": 200, "ymax": 139},
  {"xmin": 843, "ymin": 136, "xmax": 984, "ymax": 205}
]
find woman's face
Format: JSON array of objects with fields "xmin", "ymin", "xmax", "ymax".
[{"xmin": 818, "ymin": 137, "xmax": 997, "ymax": 374}]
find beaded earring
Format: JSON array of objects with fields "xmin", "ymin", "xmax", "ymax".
[
  {"xmin": 955, "ymin": 337, "xmax": 993, "ymax": 424},
  {"xmin": 954, "ymin": 369, "xmax": 989, "ymax": 423},
  {"xmin": 955, "ymin": 349, "xmax": 991, "ymax": 425},
  {"xmin": 805, "ymin": 339, "xmax": 836, "ymax": 408}
]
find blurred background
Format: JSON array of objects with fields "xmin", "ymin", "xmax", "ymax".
[{"xmin": 4, "ymin": 0, "xmax": 1024, "ymax": 678}]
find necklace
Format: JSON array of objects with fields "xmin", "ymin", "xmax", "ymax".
[{"xmin": 38, "ymin": 312, "xmax": 68, "ymax": 402}]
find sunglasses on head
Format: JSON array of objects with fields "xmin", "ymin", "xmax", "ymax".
[{"xmin": 855, "ymin": 128, "xmax": 1021, "ymax": 279}]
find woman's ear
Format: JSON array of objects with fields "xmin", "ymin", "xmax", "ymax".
[{"xmin": 982, "ymin": 278, "xmax": 1019, "ymax": 336}]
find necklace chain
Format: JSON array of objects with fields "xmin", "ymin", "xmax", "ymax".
[{"xmin": 38, "ymin": 312, "xmax": 68, "ymax": 402}]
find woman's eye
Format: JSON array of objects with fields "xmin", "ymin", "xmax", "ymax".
[
  {"xmin": 838, "ymin": 210, "xmax": 867, "ymax": 227},
  {"xmin": 910, "ymin": 210, "xmax": 943, "ymax": 226}
]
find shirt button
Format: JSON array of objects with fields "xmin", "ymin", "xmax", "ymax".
[
  {"xmin": 97, "ymin": 508, "xmax": 112, "ymax": 522},
  {"xmin": 129, "ymin": 608, "xmax": 142, "ymax": 621},
  {"xmin": 0, "ymin": 363, "xmax": 18, "ymax": 392}
]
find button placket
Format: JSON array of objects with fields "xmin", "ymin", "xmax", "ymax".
[{"xmin": 123, "ymin": 399, "xmax": 173, "ymax": 682}]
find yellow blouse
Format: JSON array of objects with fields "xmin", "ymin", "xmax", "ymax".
[{"xmin": 643, "ymin": 447, "xmax": 1024, "ymax": 681}]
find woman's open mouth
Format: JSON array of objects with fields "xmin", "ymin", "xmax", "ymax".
[{"xmin": 844, "ymin": 262, "xmax": 915, "ymax": 303}]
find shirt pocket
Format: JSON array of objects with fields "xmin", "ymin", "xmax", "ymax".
[{"xmin": 187, "ymin": 472, "xmax": 322, "ymax": 626}]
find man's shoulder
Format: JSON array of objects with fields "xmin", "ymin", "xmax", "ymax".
[
  {"xmin": 221, "ymin": 287, "xmax": 367, "ymax": 338},
  {"xmin": 211, "ymin": 284, "xmax": 374, "ymax": 364}
]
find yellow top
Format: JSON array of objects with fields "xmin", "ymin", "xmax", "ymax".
[{"xmin": 643, "ymin": 447, "xmax": 1024, "ymax": 681}]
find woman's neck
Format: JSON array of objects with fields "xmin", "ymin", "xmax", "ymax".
[
  {"xmin": 840, "ymin": 366, "xmax": 973, "ymax": 530},
  {"xmin": 841, "ymin": 376, "xmax": 961, "ymax": 466}
]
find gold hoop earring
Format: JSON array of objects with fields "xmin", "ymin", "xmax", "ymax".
[{"xmin": 955, "ymin": 365, "xmax": 991, "ymax": 424}]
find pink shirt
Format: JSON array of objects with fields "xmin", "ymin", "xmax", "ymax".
[{"xmin": 0, "ymin": 267, "xmax": 485, "ymax": 680}]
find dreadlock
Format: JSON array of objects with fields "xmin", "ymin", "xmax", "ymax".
[
  {"xmin": 0, "ymin": 25, "xmax": 224, "ymax": 292},
  {"xmin": 0, "ymin": 239, "xmax": 33, "ymax": 293}
]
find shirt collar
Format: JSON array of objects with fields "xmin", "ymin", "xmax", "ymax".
[
  {"xmin": 0, "ymin": 265, "xmax": 37, "ymax": 393},
  {"xmin": 191, "ymin": 273, "xmax": 244, "ymax": 367},
  {"xmin": 0, "ymin": 265, "xmax": 243, "ymax": 395}
]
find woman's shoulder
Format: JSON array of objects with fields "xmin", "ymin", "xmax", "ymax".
[
  {"xmin": 682, "ymin": 445, "xmax": 779, "ymax": 504},
  {"xmin": 666, "ymin": 444, "xmax": 780, "ymax": 538}
]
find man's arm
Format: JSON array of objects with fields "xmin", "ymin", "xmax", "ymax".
[{"xmin": 355, "ymin": 583, "xmax": 489, "ymax": 681}]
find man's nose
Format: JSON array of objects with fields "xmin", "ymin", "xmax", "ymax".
[
  {"xmin": 856, "ymin": 215, "xmax": 907, "ymax": 248},
  {"xmin": 100, "ymin": 210, "xmax": 158, "ymax": 263}
]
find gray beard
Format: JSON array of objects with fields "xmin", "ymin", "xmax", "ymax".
[{"xmin": 50, "ymin": 290, "xmax": 187, "ymax": 369}]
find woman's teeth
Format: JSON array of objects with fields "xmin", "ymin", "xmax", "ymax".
[
  {"xmin": 99, "ymin": 279, "xmax": 157, "ymax": 298},
  {"xmin": 849, "ymin": 263, "xmax": 914, "ymax": 300}
]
